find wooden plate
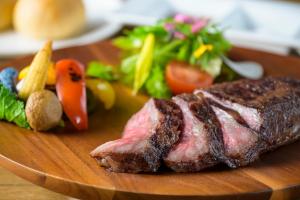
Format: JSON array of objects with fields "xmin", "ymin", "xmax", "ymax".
[{"xmin": 1, "ymin": 41, "xmax": 300, "ymax": 200}]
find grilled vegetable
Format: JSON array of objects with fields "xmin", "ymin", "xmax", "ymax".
[
  {"xmin": 25, "ymin": 90, "xmax": 62, "ymax": 131},
  {"xmin": 18, "ymin": 41, "xmax": 52, "ymax": 100},
  {"xmin": 19, "ymin": 62, "xmax": 56, "ymax": 85},
  {"xmin": 86, "ymin": 79, "xmax": 115, "ymax": 109},
  {"xmin": 0, "ymin": 67, "xmax": 18, "ymax": 92},
  {"xmin": 0, "ymin": 83, "xmax": 29, "ymax": 128},
  {"xmin": 55, "ymin": 59, "xmax": 88, "ymax": 131}
]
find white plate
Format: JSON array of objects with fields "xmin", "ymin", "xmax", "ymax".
[{"xmin": 0, "ymin": 0, "xmax": 123, "ymax": 58}]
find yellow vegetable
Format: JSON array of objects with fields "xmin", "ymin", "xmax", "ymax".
[
  {"xmin": 86, "ymin": 79, "xmax": 115, "ymax": 109},
  {"xmin": 19, "ymin": 62, "xmax": 56, "ymax": 85},
  {"xmin": 47, "ymin": 62, "xmax": 56, "ymax": 85},
  {"xmin": 133, "ymin": 33, "xmax": 155, "ymax": 95},
  {"xmin": 193, "ymin": 44, "xmax": 213, "ymax": 58},
  {"xmin": 18, "ymin": 67, "xmax": 29, "ymax": 80},
  {"xmin": 18, "ymin": 41, "xmax": 52, "ymax": 100}
]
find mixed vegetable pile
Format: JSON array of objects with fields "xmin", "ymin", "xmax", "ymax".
[
  {"xmin": 0, "ymin": 15, "xmax": 237, "ymax": 131},
  {"xmin": 111, "ymin": 14, "xmax": 234, "ymax": 98},
  {"xmin": 0, "ymin": 41, "xmax": 116, "ymax": 131}
]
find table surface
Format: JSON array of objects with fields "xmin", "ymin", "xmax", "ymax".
[{"xmin": 0, "ymin": 167, "xmax": 69, "ymax": 200}]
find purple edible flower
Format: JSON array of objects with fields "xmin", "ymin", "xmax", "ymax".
[
  {"xmin": 174, "ymin": 14, "xmax": 193, "ymax": 24},
  {"xmin": 164, "ymin": 23, "xmax": 175, "ymax": 31},
  {"xmin": 191, "ymin": 19, "xmax": 208, "ymax": 33},
  {"xmin": 174, "ymin": 31, "xmax": 186, "ymax": 40}
]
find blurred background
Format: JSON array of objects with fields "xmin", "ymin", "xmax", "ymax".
[
  {"xmin": 1, "ymin": 0, "xmax": 300, "ymax": 58},
  {"xmin": 0, "ymin": 0, "xmax": 299, "ymax": 199}
]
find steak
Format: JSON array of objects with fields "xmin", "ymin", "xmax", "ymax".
[
  {"xmin": 92, "ymin": 77, "xmax": 300, "ymax": 173},
  {"xmin": 164, "ymin": 94, "xmax": 224, "ymax": 172},
  {"xmin": 196, "ymin": 77, "xmax": 300, "ymax": 167},
  {"xmin": 90, "ymin": 99, "xmax": 183, "ymax": 173},
  {"xmin": 209, "ymin": 105, "xmax": 262, "ymax": 167}
]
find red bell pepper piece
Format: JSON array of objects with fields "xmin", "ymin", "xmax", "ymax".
[{"xmin": 55, "ymin": 59, "xmax": 88, "ymax": 130}]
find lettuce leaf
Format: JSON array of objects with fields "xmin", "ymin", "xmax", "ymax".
[
  {"xmin": 145, "ymin": 64, "xmax": 171, "ymax": 99},
  {"xmin": 0, "ymin": 84, "xmax": 29, "ymax": 128},
  {"xmin": 86, "ymin": 61, "xmax": 118, "ymax": 81}
]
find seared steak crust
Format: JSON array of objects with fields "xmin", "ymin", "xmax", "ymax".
[
  {"xmin": 165, "ymin": 94, "xmax": 224, "ymax": 172},
  {"xmin": 206, "ymin": 99, "xmax": 250, "ymax": 129},
  {"xmin": 189, "ymin": 95, "xmax": 225, "ymax": 165},
  {"xmin": 152, "ymin": 99, "xmax": 184, "ymax": 158},
  {"xmin": 199, "ymin": 98, "xmax": 264, "ymax": 168},
  {"xmin": 204, "ymin": 77, "xmax": 300, "ymax": 145},
  {"xmin": 91, "ymin": 99, "xmax": 183, "ymax": 173},
  {"xmin": 197, "ymin": 77, "xmax": 300, "ymax": 167}
]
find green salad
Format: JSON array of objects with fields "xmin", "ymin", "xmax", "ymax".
[{"xmin": 85, "ymin": 15, "xmax": 238, "ymax": 99}]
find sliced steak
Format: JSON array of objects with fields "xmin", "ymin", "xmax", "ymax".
[
  {"xmin": 165, "ymin": 94, "xmax": 224, "ymax": 172},
  {"xmin": 90, "ymin": 99, "xmax": 183, "ymax": 173},
  {"xmin": 210, "ymin": 105, "xmax": 262, "ymax": 167},
  {"xmin": 196, "ymin": 77, "xmax": 300, "ymax": 166}
]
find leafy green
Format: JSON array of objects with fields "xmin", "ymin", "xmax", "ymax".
[
  {"xmin": 113, "ymin": 16, "xmax": 234, "ymax": 97},
  {"xmin": 202, "ymin": 57, "xmax": 222, "ymax": 78},
  {"xmin": 86, "ymin": 61, "xmax": 118, "ymax": 81},
  {"xmin": 120, "ymin": 55, "xmax": 138, "ymax": 85},
  {"xmin": 145, "ymin": 64, "xmax": 171, "ymax": 99},
  {"xmin": 215, "ymin": 64, "xmax": 239, "ymax": 83},
  {"xmin": 0, "ymin": 84, "xmax": 29, "ymax": 128}
]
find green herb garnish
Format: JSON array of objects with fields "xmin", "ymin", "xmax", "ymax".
[
  {"xmin": 0, "ymin": 84, "xmax": 29, "ymax": 128},
  {"xmin": 86, "ymin": 61, "xmax": 118, "ymax": 81}
]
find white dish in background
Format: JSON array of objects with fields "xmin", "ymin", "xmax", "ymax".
[
  {"xmin": 0, "ymin": 0, "xmax": 123, "ymax": 58},
  {"xmin": 2, "ymin": 0, "xmax": 300, "ymax": 57}
]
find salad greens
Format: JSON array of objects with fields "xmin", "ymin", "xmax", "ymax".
[
  {"xmin": 0, "ymin": 84, "xmax": 29, "ymax": 128},
  {"xmin": 114, "ymin": 15, "xmax": 232, "ymax": 98},
  {"xmin": 86, "ymin": 61, "xmax": 118, "ymax": 81},
  {"xmin": 145, "ymin": 64, "xmax": 171, "ymax": 98}
]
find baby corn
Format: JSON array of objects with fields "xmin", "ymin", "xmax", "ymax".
[{"xmin": 18, "ymin": 41, "xmax": 52, "ymax": 100}]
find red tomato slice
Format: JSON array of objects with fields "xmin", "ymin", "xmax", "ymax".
[
  {"xmin": 55, "ymin": 59, "xmax": 88, "ymax": 131},
  {"xmin": 166, "ymin": 60, "xmax": 213, "ymax": 94}
]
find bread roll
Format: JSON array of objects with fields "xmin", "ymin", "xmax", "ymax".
[
  {"xmin": 0, "ymin": 0, "xmax": 16, "ymax": 30},
  {"xmin": 13, "ymin": 0, "xmax": 86, "ymax": 39}
]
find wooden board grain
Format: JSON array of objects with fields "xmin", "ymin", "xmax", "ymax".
[
  {"xmin": 0, "ymin": 41, "xmax": 300, "ymax": 200},
  {"xmin": 0, "ymin": 167, "xmax": 68, "ymax": 200}
]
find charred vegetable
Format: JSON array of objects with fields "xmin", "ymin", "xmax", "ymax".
[
  {"xmin": 86, "ymin": 79, "xmax": 115, "ymax": 109},
  {"xmin": 55, "ymin": 59, "xmax": 88, "ymax": 131},
  {"xmin": 25, "ymin": 90, "xmax": 62, "ymax": 131}
]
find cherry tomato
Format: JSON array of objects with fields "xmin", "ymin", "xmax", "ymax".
[
  {"xmin": 55, "ymin": 59, "xmax": 88, "ymax": 131},
  {"xmin": 166, "ymin": 60, "xmax": 213, "ymax": 94}
]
